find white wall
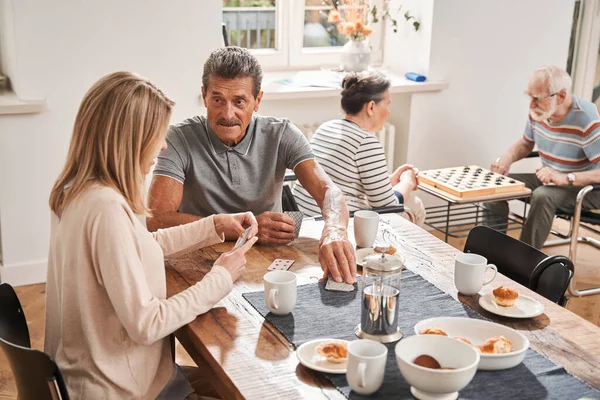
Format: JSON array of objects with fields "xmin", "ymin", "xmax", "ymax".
[
  {"xmin": 385, "ymin": 0, "xmax": 576, "ymax": 205},
  {"xmin": 383, "ymin": 0, "xmax": 434, "ymax": 77},
  {"xmin": 0, "ymin": 0, "xmax": 221, "ymax": 284}
]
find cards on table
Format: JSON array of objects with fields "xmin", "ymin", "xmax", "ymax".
[
  {"xmin": 233, "ymin": 226, "xmax": 253, "ymax": 250},
  {"xmin": 325, "ymin": 276, "xmax": 356, "ymax": 292},
  {"xmin": 268, "ymin": 259, "xmax": 295, "ymax": 271}
]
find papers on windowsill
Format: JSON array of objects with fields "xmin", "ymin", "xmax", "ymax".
[{"xmin": 276, "ymin": 69, "xmax": 345, "ymax": 89}]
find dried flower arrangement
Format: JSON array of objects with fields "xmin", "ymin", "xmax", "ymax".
[{"xmin": 327, "ymin": 0, "xmax": 420, "ymax": 41}]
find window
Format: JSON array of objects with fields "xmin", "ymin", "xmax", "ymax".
[
  {"xmin": 568, "ymin": 0, "xmax": 600, "ymax": 107},
  {"xmin": 222, "ymin": 0, "xmax": 384, "ymax": 70}
]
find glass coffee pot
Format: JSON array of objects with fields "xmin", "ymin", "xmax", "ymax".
[{"xmin": 355, "ymin": 244, "xmax": 405, "ymax": 343}]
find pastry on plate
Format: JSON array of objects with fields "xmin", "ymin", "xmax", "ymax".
[
  {"xmin": 453, "ymin": 336, "xmax": 472, "ymax": 345},
  {"xmin": 420, "ymin": 327, "xmax": 448, "ymax": 336},
  {"xmin": 374, "ymin": 245, "xmax": 397, "ymax": 255},
  {"xmin": 478, "ymin": 336, "xmax": 513, "ymax": 354},
  {"xmin": 316, "ymin": 342, "xmax": 348, "ymax": 363},
  {"xmin": 492, "ymin": 286, "xmax": 519, "ymax": 307}
]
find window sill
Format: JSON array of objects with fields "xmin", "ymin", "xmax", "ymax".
[
  {"xmin": 261, "ymin": 69, "xmax": 449, "ymax": 101},
  {"xmin": 0, "ymin": 90, "xmax": 46, "ymax": 115}
]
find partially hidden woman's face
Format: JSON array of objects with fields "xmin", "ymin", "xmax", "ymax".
[
  {"xmin": 372, "ymin": 89, "xmax": 391, "ymax": 131},
  {"xmin": 144, "ymin": 129, "xmax": 168, "ymax": 175}
]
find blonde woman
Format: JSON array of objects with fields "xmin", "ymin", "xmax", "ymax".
[{"xmin": 45, "ymin": 71, "xmax": 258, "ymax": 399}]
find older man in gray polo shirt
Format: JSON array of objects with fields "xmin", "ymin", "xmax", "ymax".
[{"xmin": 148, "ymin": 47, "xmax": 356, "ymax": 284}]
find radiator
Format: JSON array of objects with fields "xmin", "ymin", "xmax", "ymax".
[{"xmin": 298, "ymin": 122, "xmax": 396, "ymax": 173}]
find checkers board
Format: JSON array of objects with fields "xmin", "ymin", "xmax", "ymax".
[{"xmin": 419, "ymin": 165, "xmax": 526, "ymax": 199}]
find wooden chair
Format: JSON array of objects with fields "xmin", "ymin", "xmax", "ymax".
[
  {"xmin": 0, "ymin": 283, "xmax": 70, "ymax": 400},
  {"xmin": 464, "ymin": 226, "xmax": 574, "ymax": 306}
]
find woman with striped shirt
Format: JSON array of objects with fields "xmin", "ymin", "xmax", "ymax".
[{"xmin": 293, "ymin": 71, "xmax": 425, "ymax": 226}]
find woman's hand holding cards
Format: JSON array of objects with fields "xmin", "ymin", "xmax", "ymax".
[
  {"xmin": 217, "ymin": 235, "xmax": 258, "ymax": 282},
  {"xmin": 213, "ymin": 212, "xmax": 258, "ymax": 240}
]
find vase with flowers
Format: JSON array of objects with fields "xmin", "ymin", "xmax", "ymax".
[{"xmin": 327, "ymin": 0, "xmax": 420, "ymax": 72}]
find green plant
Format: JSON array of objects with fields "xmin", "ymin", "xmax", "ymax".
[{"xmin": 370, "ymin": 3, "xmax": 420, "ymax": 32}]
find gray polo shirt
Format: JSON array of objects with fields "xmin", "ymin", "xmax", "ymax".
[{"xmin": 154, "ymin": 114, "xmax": 314, "ymax": 216}]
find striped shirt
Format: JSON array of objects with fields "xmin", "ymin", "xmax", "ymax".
[
  {"xmin": 522, "ymin": 95, "xmax": 600, "ymax": 172},
  {"xmin": 293, "ymin": 119, "xmax": 397, "ymax": 216}
]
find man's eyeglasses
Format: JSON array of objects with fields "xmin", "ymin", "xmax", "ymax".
[{"xmin": 524, "ymin": 91, "xmax": 559, "ymax": 103}]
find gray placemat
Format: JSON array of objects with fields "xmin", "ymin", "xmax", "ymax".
[{"xmin": 242, "ymin": 271, "xmax": 599, "ymax": 399}]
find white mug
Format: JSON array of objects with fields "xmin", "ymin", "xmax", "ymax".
[
  {"xmin": 346, "ymin": 339, "xmax": 387, "ymax": 395},
  {"xmin": 354, "ymin": 210, "xmax": 379, "ymax": 248},
  {"xmin": 264, "ymin": 271, "xmax": 297, "ymax": 315},
  {"xmin": 454, "ymin": 253, "xmax": 498, "ymax": 295}
]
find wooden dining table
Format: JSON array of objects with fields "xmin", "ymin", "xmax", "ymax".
[{"xmin": 165, "ymin": 214, "xmax": 600, "ymax": 400}]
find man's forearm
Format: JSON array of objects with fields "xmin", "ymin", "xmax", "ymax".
[
  {"xmin": 502, "ymin": 140, "xmax": 534, "ymax": 164},
  {"xmin": 321, "ymin": 185, "xmax": 349, "ymax": 231},
  {"xmin": 147, "ymin": 211, "xmax": 202, "ymax": 232},
  {"xmin": 572, "ymin": 170, "xmax": 600, "ymax": 186}
]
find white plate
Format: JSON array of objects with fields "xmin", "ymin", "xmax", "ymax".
[
  {"xmin": 355, "ymin": 248, "xmax": 376, "ymax": 266},
  {"xmin": 414, "ymin": 317, "xmax": 529, "ymax": 370},
  {"xmin": 478, "ymin": 293, "xmax": 545, "ymax": 319},
  {"xmin": 296, "ymin": 338, "xmax": 349, "ymax": 374}
]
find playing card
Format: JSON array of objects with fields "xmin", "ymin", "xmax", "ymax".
[
  {"xmin": 284, "ymin": 211, "xmax": 304, "ymax": 238},
  {"xmin": 233, "ymin": 226, "xmax": 253, "ymax": 249},
  {"xmin": 267, "ymin": 259, "xmax": 295, "ymax": 271},
  {"xmin": 325, "ymin": 276, "xmax": 356, "ymax": 292}
]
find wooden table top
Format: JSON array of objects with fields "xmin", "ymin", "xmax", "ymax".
[{"xmin": 165, "ymin": 214, "xmax": 600, "ymax": 399}]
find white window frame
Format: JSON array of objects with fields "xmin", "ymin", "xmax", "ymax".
[
  {"xmin": 240, "ymin": 0, "xmax": 385, "ymax": 71},
  {"xmin": 247, "ymin": 1, "xmax": 289, "ymax": 70},
  {"xmin": 571, "ymin": 0, "xmax": 600, "ymax": 100}
]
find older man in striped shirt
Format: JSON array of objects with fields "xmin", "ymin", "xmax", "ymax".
[{"xmin": 486, "ymin": 66, "xmax": 600, "ymax": 249}]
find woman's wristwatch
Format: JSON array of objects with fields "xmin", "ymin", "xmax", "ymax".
[{"xmin": 567, "ymin": 173, "xmax": 576, "ymax": 186}]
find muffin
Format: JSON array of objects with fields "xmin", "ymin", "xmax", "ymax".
[
  {"xmin": 316, "ymin": 342, "xmax": 348, "ymax": 363},
  {"xmin": 492, "ymin": 286, "xmax": 519, "ymax": 307},
  {"xmin": 478, "ymin": 336, "xmax": 513, "ymax": 354},
  {"xmin": 420, "ymin": 327, "xmax": 448, "ymax": 336}
]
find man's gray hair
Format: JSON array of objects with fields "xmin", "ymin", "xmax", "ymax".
[
  {"xmin": 202, "ymin": 46, "xmax": 263, "ymax": 98},
  {"xmin": 532, "ymin": 65, "xmax": 572, "ymax": 94}
]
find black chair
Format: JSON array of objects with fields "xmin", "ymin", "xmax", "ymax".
[
  {"xmin": 522, "ymin": 152, "xmax": 600, "ymax": 297},
  {"xmin": 0, "ymin": 283, "xmax": 70, "ymax": 400},
  {"xmin": 222, "ymin": 23, "xmax": 229, "ymax": 46},
  {"xmin": 464, "ymin": 226, "xmax": 574, "ymax": 306}
]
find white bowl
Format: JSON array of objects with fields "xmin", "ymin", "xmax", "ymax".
[
  {"xmin": 395, "ymin": 335, "xmax": 479, "ymax": 400},
  {"xmin": 414, "ymin": 317, "xmax": 529, "ymax": 370}
]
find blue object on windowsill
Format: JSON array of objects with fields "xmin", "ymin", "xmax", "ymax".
[{"xmin": 405, "ymin": 72, "xmax": 427, "ymax": 82}]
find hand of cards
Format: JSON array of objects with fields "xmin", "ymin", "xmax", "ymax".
[{"xmin": 234, "ymin": 226, "xmax": 253, "ymax": 250}]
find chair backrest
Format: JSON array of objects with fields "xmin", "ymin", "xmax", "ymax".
[
  {"xmin": 530, "ymin": 256, "xmax": 574, "ymax": 305},
  {"xmin": 464, "ymin": 226, "xmax": 573, "ymax": 304},
  {"xmin": 0, "ymin": 283, "xmax": 31, "ymax": 348},
  {"xmin": 222, "ymin": 23, "xmax": 229, "ymax": 46},
  {"xmin": 0, "ymin": 339, "xmax": 70, "ymax": 400},
  {"xmin": 0, "ymin": 283, "xmax": 70, "ymax": 399},
  {"xmin": 282, "ymin": 184, "xmax": 300, "ymax": 212},
  {"xmin": 464, "ymin": 226, "xmax": 547, "ymax": 288}
]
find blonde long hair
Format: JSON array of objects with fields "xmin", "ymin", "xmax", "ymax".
[{"xmin": 49, "ymin": 71, "xmax": 175, "ymax": 217}]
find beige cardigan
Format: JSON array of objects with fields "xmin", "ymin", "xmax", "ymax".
[{"xmin": 44, "ymin": 185, "xmax": 232, "ymax": 399}]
